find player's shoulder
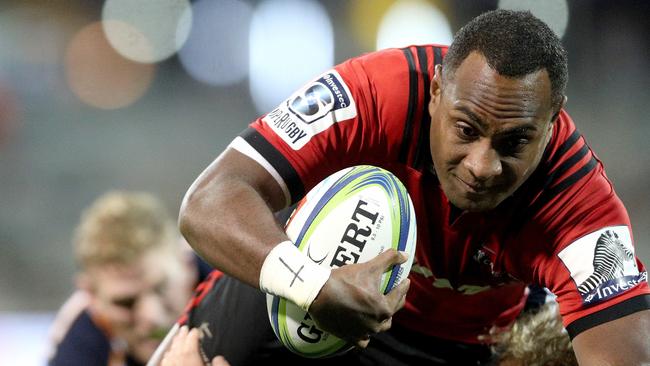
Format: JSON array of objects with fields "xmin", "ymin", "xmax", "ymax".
[
  {"xmin": 528, "ymin": 109, "xmax": 607, "ymax": 211},
  {"xmin": 543, "ymin": 109, "xmax": 581, "ymax": 163},
  {"xmin": 342, "ymin": 43, "xmax": 448, "ymax": 75},
  {"xmin": 506, "ymin": 109, "xmax": 624, "ymax": 255},
  {"xmin": 48, "ymin": 291, "xmax": 92, "ymax": 347},
  {"xmin": 59, "ymin": 309, "xmax": 107, "ymax": 346},
  {"xmin": 48, "ymin": 301, "xmax": 110, "ymax": 365}
]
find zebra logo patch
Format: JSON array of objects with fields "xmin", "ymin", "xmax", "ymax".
[{"xmin": 558, "ymin": 226, "xmax": 646, "ymax": 305}]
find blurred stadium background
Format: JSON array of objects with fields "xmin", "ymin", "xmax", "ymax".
[{"xmin": 0, "ymin": 0, "xmax": 648, "ymax": 364}]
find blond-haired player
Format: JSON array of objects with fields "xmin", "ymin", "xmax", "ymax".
[{"xmin": 48, "ymin": 191, "xmax": 210, "ymax": 366}]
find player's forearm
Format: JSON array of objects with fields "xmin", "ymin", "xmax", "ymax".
[{"xmin": 179, "ymin": 175, "xmax": 288, "ymax": 288}]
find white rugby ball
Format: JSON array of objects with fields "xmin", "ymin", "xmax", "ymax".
[{"xmin": 266, "ymin": 165, "xmax": 417, "ymax": 358}]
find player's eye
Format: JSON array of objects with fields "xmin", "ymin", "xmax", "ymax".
[
  {"xmin": 499, "ymin": 136, "xmax": 530, "ymax": 156},
  {"xmin": 113, "ymin": 297, "xmax": 137, "ymax": 309},
  {"xmin": 154, "ymin": 281, "xmax": 167, "ymax": 295},
  {"xmin": 455, "ymin": 122, "xmax": 478, "ymax": 139}
]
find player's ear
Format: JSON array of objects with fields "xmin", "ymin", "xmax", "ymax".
[
  {"xmin": 429, "ymin": 64, "xmax": 444, "ymax": 114},
  {"xmin": 430, "ymin": 64, "xmax": 443, "ymax": 101},
  {"xmin": 551, "ymin": 95, "xmax": 568, "ymax": 123}
]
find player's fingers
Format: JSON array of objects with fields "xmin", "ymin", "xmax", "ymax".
[
  {"xmin": 170, "ymin": 325, "xmax": 188, "ymax": 351},
  {"xmin": 183, "ymin": 328, "xmax": 201, "ymax": 353},
  {"xmin": 161, "ymin": 352, "xmax": 170, "ymax": 366},
  {"xmin": 377, "ymin": 316, "xmax": 393, "ymax": 333},
  {"xmin": 369, "ymin": 249, "xmax": 408, "ymax": 273},
  {"xmin": 212, "ymin": 355, "xmax": 231, "ymax": 366},
  {"xmin": 354, "ymin": 335, "xmax": 371, "ymax": 349},
  {"xmin": 385, "ymin": 278, "xmax": 410, "ymax": 312},
  {"xmin": 161, "ymin": 348, "xmax": 179, "ymax": 366}
]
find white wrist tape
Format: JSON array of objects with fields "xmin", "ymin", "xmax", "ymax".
[{"xmin": 259, "ymin": 240, "xmax": 331, "ymax": 311}]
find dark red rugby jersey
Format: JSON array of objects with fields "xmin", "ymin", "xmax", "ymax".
[{"xmin": 231, "ymin": 45, "xmax": 650, "ymax": 343}]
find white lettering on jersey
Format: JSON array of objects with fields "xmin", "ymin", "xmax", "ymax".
[
  {"xmin": 558, "ymin": 225, "xmax": 646, "ymax": 305},
  {"xmin": 411, "ymin": 262, "xmax": 491, "ymax": 295},
  {"xmin": 262, "ymin": 70, "xmax": 357, "ymax": 150}
]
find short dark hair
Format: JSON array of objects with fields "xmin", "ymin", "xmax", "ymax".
[{"xmin": 443, "ymin": 9, "xmax": 568, "ymax": 107}]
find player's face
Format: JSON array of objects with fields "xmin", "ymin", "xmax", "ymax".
[
  {"xmin": 87, "ymin": 249, "xmax": 193, "ymax": 363},
  {"xmin": 428, "ymin": 52, "xmax": 558, "ymax": 212}
]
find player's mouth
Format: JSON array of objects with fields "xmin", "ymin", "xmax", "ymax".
[
  {"xmin": 454, "ymin": 175, "xmax": 491, "ymax": 195},
  {"xmin": 148, "ymin": 327, "xmax": 171, "ymax": 341}
]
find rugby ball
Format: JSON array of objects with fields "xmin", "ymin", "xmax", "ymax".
[{"xmin": 266, "ymin": 165, "xmax": 417, "ymax": 358}]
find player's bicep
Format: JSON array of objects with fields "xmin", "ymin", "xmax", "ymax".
[
  {"xmin": 550, "ymin": 225, "xmax": 649, "ymax": 333},
  {"xmin": 572, "ymin": 309, "xmax": 650, "ymax": 365},
  {"xmin": 183, "ymin": 144, "xmax": 288, "ymax": 214}
]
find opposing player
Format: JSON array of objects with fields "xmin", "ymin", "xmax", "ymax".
[
  {"xmin": 490, "ymin": 296, "xmax": 577, "ymax": 366},
  {"xmin": 178, "ymin": 10, "xmax": 650, "ymax": 365},
  {"xmin": 48, "ymin": 191, "xmax": 211, "ymax": 366}
]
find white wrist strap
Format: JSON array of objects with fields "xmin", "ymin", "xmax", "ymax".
[{"xmin": 259, "ymin": 240, "xmax": 331, "ymax": 311}]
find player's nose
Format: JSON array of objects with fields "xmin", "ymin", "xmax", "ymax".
[{"xmin": 463, "ymin": 141, "xmax": 502, "ymax": 182}]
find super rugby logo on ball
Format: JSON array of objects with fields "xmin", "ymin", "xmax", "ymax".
[{"xmin": 266, "ymin": 165, "xmax": 417, "ymax": 358}]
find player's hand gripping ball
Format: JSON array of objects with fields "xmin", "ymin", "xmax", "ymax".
[{"xmin": 266, "ymin": 165, "xmax": 417, "ymax": 358}]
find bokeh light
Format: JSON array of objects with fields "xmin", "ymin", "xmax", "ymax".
[
  {"xmin": 0, "ymin": 6, "xmax": 63, "ymax": 66},
  {"xmin": 65, "ymin": 22, "xmax": 155, "ymax": 110},
  {"xmin": 0, "ymin": 4, "xmax": 84, "ymax": 97},
  {"xmin": 0, "ymin": 82, "xmax": 20, "ymax": 147},
  {"xmin": 102, "ymin": 0, "xmax": 192, "ymax": 63},
  {"xmin": 376, "ymin": 0, "xmax": 453, "ymax": 50},
  {"xmin": 178, "ymin": 0, "xmax": 252, "ymax": 86},
  {"xmin": 347, "ymin": 0, "xmax": 396, "ymax": 51},
  {"xmin": 498, "ymin": 0, "xmax": 570, "ymax": 39},
  {"xmin": 249, "ymin": 0, "xmax": 334, "ymax": 114}
]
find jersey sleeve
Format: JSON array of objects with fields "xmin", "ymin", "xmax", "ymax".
[
  {"xmin": 515, "ymin": 118, "xmax": 650, "ymax": 339},
  {"xmin": 543, "ymin": 192, "xmax": 648, "ymax": 338},
  {"xmin": 230, "ymin": 48, "xmax": 412, "ymax": 204}
]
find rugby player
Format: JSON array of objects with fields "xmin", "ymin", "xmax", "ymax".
[
  {"xmin": 177, "ymin": 10, "xmax": 650, "ymax": 365},
  {"xmin": 48, "ymin": 191, "xmax": 211, "ymax": 366}
]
